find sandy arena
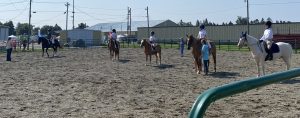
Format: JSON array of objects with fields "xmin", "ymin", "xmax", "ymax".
[{"xmin": 0, "ymin": 48, "xmax": 299, "ymax": 118}]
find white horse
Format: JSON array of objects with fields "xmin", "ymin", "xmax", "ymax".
[{"xmin": 237, "ymin": 32, "xmax": 293, "ymax": 76}]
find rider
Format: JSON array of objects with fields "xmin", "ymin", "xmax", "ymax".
[
  {"xmin": 259, "ymin": 21, "xmax": 273, "ymax": 61},
  {"xmin": 197, "ymin": 24, "xmax": 211, "ymax": 49},
  {"xmin": 149, "ymin": 31, "xmax": 157, "ymax": 51},
  {"xmin": 110, "ymin": 29, "xmax": 118, "ymax": 48}
]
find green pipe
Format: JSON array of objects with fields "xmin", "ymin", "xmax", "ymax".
[{"xmin": 189, "ymin": 68, "xmax": 300, "ymax": 118}]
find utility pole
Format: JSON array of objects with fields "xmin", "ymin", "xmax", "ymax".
[
  {"xmin": 129, "ymin": 7, "xmax": 132, "ymax": 36},
  {"xmin": 65, "ymin": 2, "xmax": 70, "ymax": 43},
  {"xmin": 72, "ymin": 0, "xmax": 75, "ymax": 29},
  {"xmin": 146, "ymin": 6, "xmax": 149, "ymax": 38},
  {"xmin": 245, "ymin": 0, "xmax": 250, "ymax": 34},
  {"xmin": 127, "ymin": 7, "xmax": 130, "ymax": 36},
  {"xmin": 28, "ymin": 0, "xmax": 32, "ymax": 50}
]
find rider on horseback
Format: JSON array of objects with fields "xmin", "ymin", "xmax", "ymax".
[
  {"xmin": 197, "ymin": 24, "xmax": 211, "ymax": 49},
  {"xmin": 259, "ymin": 21, "xmax": 274, "ymax": 61},
  {"xmin": 110, "ymin": 29, "xmax": 118, "ymax": 49},
  {"xmin": 149, "ymin": 31, "xmax": 157, "ymax": 51}
]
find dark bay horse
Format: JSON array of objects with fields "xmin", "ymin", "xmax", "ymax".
[
  {"xmin": 38, "ymin": 37, "xmax": 61, "ymax": 57},
  {"xmin": 108, "ymin": 39, "xmax": 119, "ymax": 60},
  {"xmin": 140, "ymin": 39, "xmax": 161, "ymax": 65},
  {"xmin": 186, "ymin": 35, "xmax": 216, "ymax": 74}
]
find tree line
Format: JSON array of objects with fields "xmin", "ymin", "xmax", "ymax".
[
  {"xmin": 0, "ymin": 21, "xmax": 89, "ymax": 36},
  {"xmin": 177, "ymin": 16, "xmax": 292, "ymax": 27}
]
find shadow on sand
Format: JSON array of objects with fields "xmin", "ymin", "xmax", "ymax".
[
  {"xmin": 280, "ymin": 77, "xmax": 300, "ymax": 84},
  {"xmin": 49, "ymin": 55, "xmax": 66, "ymax": 59},
  {"xmin": 118, "ymin": 59, "xmax": 130, "ymax": 64},
  {"xmin": 153, "ymin": 64, "xmax": 175, "ymax": 69},
  {"xmin": 209, "ymin": 71, "xmax": 240, "ymax": 79}
]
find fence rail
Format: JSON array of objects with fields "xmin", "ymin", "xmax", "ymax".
[{"xmin": 189, "ymin": 68, "xmax": 300, "ymax": 118}]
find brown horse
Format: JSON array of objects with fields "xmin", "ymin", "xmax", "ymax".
[
  {"xmin": 108, "ymin": 39, "xmax": 119, "ymax": 60},
  {"xmin": 186, "ymin": 35, "xmax": 216, "ymax": 74},
  {"xmin": 140, "ymin": 39, "xmax": 161, "ymax": 65}
]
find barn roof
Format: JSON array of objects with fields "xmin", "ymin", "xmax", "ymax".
[{"xmin": 86, "ymin": 20, "xmax": 178, "ymax": 32}]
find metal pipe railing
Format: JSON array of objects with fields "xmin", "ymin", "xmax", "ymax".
[{"xmin": 189, "ymin": 68, "xmax": 300, "ymax": 118}]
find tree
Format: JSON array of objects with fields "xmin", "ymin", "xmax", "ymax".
[
  {"xmin": 260, "ymin": 18, "xmax": 265, "ymax": 24},
  {"xmin": 15, "ymin": 23, "xmax": 32, "ymax": 35},
  {"xmin": 33, "ymin": 27, "xmax": 40, "ymax": 36},
  {"xmin": 76, "ymin": 23, "xmax": 88, "ymax": 29},
  {"xmin": 203, "ymin": 18, "xmax": 209, "ymax": 25},
  {"xmin": 178, "ymin": 20, "xmax": 184, "ymax": 26},
  {"xmin": 235, "ymin": 16, "xmax": 248, "ymax": 25},
  {"xmin": 53, "ymin": 24, "xmax": 62, "ymax": 31},
  {"xmin": 228, "ymin": 21, "xmax": 234, "ymax": 26},
  {"xmin": 195, "ymin": 20, "xmax": 200, "ymax": 27},
  {"xmin": 3, "ymin": 21, "xmax": 15, "ymax": 35}
]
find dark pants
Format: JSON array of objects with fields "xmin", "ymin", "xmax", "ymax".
[
  {"xmin": 180, "ymin": 45, "xmax": 184, "ymax": 56},
  {"xmin": 203, "ymin": 60, "xmax": 209, "ymax": 75},
  {"xmin": 6, "ymin": 48, "xmax": 12, "ymax": 61}
]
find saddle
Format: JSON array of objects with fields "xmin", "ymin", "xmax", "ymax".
[{"xmin": 261, "ymin": 41, "xmax": 280, "ymax": 61}]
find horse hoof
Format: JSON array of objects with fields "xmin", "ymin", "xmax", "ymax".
[{"xmin": 197, "ymin": 71, "xmax": 201, "ymax": 74}]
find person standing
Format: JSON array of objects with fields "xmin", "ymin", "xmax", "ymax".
[
  {"xmin": 201, "ymin": 39, "xmax": 209, "ymax": 75},
  {"xmin": 6, "ymin": 37, "xmax": 13, "ymax": 61},
  {"xmin": 179, "ymin": 38, "xmax": 185, "ymax": 57}
]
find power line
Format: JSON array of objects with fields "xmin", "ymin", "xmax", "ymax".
[
  {"xmin": 251, "ymin": 1, "xmax": 300, "ymax": 5},
  {"xmin": 32, "ymin": 1, "xmax": 66, "ymax": 4}
]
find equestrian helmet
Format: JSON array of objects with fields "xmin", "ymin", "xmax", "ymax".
[
  {"xmin": 112, "ymin": 29, "xmax": 116, "ymax": 33},
  {"xmin": 200, "ymin": 24, "xmax": 205, "ymax": 30},
  {"xmin": 265, "ymin": 21, "xmax": 272, "ymax": 28},
  {"xmin": 150, "ymin": 31, "xmax": 155, "ymax": 36}
]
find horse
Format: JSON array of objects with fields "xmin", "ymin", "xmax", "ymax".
[
  {"xmin": 186, "ymin": 35, "xmax": 217, "ymax": 74},
  {"xmin": 38, "ymin": 37, "xmax": 61, "ymax": 57},
  {"xmin": 140, "ymin": 39, "xmax": 161, "ymax": 65},
  {"xmin": 108, "ymin": 39, "xmax": 119, "ymax": 60},
  {"xmin": 237, "ymin": 32, "xmax": 293, "ymax": 76}
]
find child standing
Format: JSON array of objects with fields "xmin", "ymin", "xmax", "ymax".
[
  {"xmin": 6, "ymin": 37, "xmax": 13, "ymax": 61},
  {"xmin": 201, "ymin": 39, "xmax": 209, "ymax": 75},
  {"xmin": 179, "ymin": 38, "xmax": 185, "ymax": 57}
]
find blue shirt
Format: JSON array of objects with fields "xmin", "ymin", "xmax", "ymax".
[{"xmin": 202, "ymin": 44, "xmax": 209, "ymax": 60}]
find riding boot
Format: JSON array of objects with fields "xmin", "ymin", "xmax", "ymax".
[
  {"xmin": 265, "ymin": 54, "xmax": 269, "ymax": 61},
  {"xmin": 269, "ymin": 53, "xmax": 273, "ymax": 60}
]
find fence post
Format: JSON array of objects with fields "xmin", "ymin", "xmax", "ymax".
[
  {"xmin": 164, "ymin": 39, "xmax": 166, "ymax": 48},
  {"xmin": 171, "ymin": 39, "xmax": 173, "ymax": 48},
  {"xmin": 219, "ymin": 40, "xmax": 221, "ymax": 50},
  {"xmin": 227, "ymin": 40, "xmax": 230, "ymax": 51},
  {"xmin": 294, "ymin": 39, "xmax": 297, "ymax": 54}
]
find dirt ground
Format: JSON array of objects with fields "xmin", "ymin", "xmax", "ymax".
[{"xmin": 0, "ymin": 47, "xmax": 299, "ymax": 118}]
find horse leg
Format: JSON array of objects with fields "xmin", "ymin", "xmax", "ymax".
[
  {"xmin": 283, "ymin": 56, "xmax": 291, "ymax": 70},
  {"xmin": 155, "ymin": 54, "xmax": 158, "ymax": 65},
  {"xmin": 149, "ymin": 55, "xmax": 152, "ymax": 65},
  {"xmin": 159, "ymin": 52, "xmax": 161, "ymax": 65},
  {"xmin": 145, "ymin": 55, "xmax": 148, "ymax": 66},
  {"xmin": 46, "ymin": 48, "xmax": 49, "ymax": 57},
  {"xmin": 255, "ymin": 59, "xmax": 261, "ymax": 77},
  {"xmin": 213, "ymin": 51, "xmax": 217, "ymax": 72},
  {"xmin": 42, "ymin": 48, "xmax": 44, "ymax": 57}
]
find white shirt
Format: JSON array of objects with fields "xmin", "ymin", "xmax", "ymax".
[
  {"xmin": 111, "ymin": 32, "xmax": 117, "ymax": 41},
  {"xmin": 149, "ymin": 36, "xmax": 156, "ymax": 43},
  {"xmin": 260, "ymin": 28, "xmax": 273, "ymax": 41},
  {"xmin": 197, "ymin": 29, "xmax": 207, "ymax": 39}
]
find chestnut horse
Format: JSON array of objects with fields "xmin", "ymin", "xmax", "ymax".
[
  {"xmin": 108, "ymin": 39, "xmax": 119, "ymax": 60},
  {"xmin": 140, "ymin": 39, "xmax": 161, "ymax": 65},
  {"xmin": 186, "ymin": 35, "xmax": 216, "ymax": 74}
]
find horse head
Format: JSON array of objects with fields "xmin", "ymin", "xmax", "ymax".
[
  {"xmin": 186, "ymin": 34, "xmax": 194, "ymax": 50},
  {"xmin": 140, "ymin": 39, "xmax": 147, "ymax": 47},
  {"xmin": 237, "ymin": 32, "xmax": 247, "ymax": 48}
]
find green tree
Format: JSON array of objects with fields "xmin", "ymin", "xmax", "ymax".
[
  {"xmin": 53, "ymin": 24, "xmax": 62, "ymax": 31},
  {"xmin": 33, "ymin": 27, "xmax": 40, "ymax": 35},
  {"xmin": 228, "ymin": 21, "xmax": 234, "ymax": 26},
  {"xmin": 3, "ymin": 21, "xmax": 15, "ymax": 35},
  {"xmin": 195, "ymin": 20, "xmax": 200, "ymax": 27},
  {"xmin": 15, "ymin": 23, "xmax": 32, "ymax": 35},
  {"xmin": 76, "ymin": 23, "xmax": 89, "ymax": 29},
  {"xmin": 260, "ymin": 18, "xmax": 265, "ymax": 24},
  {"xmin": 235, "ymin": 16, "xmax": 248, "ymax": 25}
]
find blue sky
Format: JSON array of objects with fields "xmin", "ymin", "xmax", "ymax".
[{"xmin": 0, "ymin": 0, "xmax": 299, "ymax": 29}]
